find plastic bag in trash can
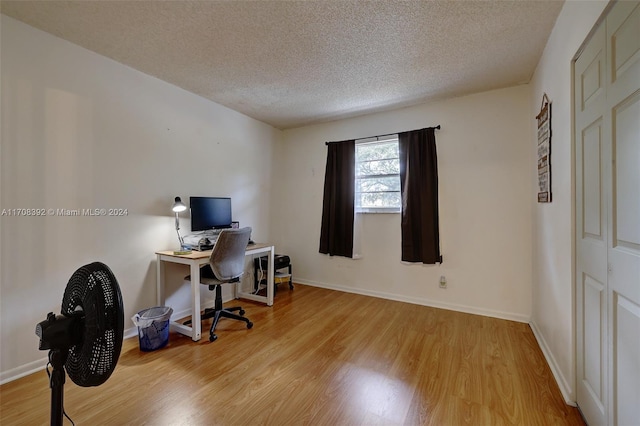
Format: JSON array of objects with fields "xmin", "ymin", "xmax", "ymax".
[
  {"xmin": 131, "ymin": 306, "xmax": 173, "ymax": 328},
  {"xmin": 132, "ymin": 306, "xmax": 173, "ymax": 351}
]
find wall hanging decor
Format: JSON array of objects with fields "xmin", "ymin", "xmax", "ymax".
[{"xmin": 536, "ymin": 93, "xmax": 552, "ymax": 202}]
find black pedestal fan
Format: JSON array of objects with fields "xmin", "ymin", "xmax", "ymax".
[{"xmin": 35, "ymin": 262, "xmax": 124, "ymax": 426}]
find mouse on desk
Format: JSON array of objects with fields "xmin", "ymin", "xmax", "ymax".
[{"xmin": 248, "ymin": 240, "xmax": 255, "ymax": 245}]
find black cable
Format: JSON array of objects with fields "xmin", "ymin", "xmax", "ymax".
[
  {"xmin": 63, "ymin": 409, "xmax": 75, "ymax": 425},
  {"xmin": 46, "ymin": 359, "xmax": 51, "ymax": 380},
  {"xmin": 46, "ymin": 353, "xmax": 76, "ymax": 426}
]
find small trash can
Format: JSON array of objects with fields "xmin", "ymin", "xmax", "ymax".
[{"xmin": 132, "ymin": 306, "xmax": 173, "ymax": 351}]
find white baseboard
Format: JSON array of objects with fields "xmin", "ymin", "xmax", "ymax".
[
  {"xmin": 0, "ymin": 331, "xmax": 140, "ymax": 385},
  {"xmin": 295, "ymin": 278, "xmax": 530, "ymax": 323},
  {"xmin": 529, "ymin": 320, "xmax": 576, "ymax": 406},
  {"xmin": 0, "ymin": 356, "xmax": 49, "ymax": 385},
  {"xmin": 0, "ymin": 299, "xmax": 225, "ymax": 384}
]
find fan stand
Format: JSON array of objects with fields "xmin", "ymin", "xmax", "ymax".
[{"xmin": 49, "ymin": 349, "xmax": 68, "ymax": 426}]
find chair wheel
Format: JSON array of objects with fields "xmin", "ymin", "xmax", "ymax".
[
  {"xmin": 247, "ymin": 322, "xmax": 253, "ymax": 329},
  {"xmin": 239, "ymin": 309, "xmax": 245, "ymax": 316},
  {"xmin": 209, "ymin": 334, "xmax": 218, "ymax": 342}
]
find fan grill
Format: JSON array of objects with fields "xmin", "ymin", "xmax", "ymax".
[
  {"xmin": 86, "ymin": 329, "xmax": 115, "ymax": 376},
  {"xmin": 62, "ymin": 262, "xmax": 124, "ymax": 387}
]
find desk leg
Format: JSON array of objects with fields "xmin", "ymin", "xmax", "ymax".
[
  {"xmin": 190, "ymin": 262, "xmax": 202, "ymax": 341},
  {"xmin": 267, "ymin": 247, "xmax": 274, "ymax": 306},
  {"xmin": 156, "ymin": 255, "xmax": 164, "ymax": 306}
]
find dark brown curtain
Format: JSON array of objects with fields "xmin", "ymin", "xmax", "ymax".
[
  {"xmin": 319, "ymin": 140, "xmax": 355, "ymax": 257},
  {"xmin": 398, "ymin": 128, "xmax": 442, "ymax": 264}
]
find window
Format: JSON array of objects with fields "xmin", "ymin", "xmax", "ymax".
[{"xmin": 355, "ymin": 136, "xmax": 401, "ymax": 213}]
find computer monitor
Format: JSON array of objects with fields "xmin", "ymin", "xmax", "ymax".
[{"xmin": 190, "ymin": 197, "xmax": 232, "ymax": 232}]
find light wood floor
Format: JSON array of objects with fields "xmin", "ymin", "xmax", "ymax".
[{"xmin": 1, "ymin": 284, "xmax": 584, "ymax": 425}]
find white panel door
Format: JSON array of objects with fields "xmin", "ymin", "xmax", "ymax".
[
  {"xmin": 575, "ymin": 21, "xmax": 608, "ymax": 426},
  {"xmin": 606, "ymin": 2, "xmax": 640, "ymax": 425},
  {"xmin": 575, "ymin": 2, "xmax": 640, "ymax": 425}
]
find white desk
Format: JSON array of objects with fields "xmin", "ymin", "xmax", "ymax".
[{"xmin": 156, "ymin": 243, "xmax": 274, "ymax": 341}]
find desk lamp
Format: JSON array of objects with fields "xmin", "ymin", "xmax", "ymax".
[{"xmin": 172, "ymin": 197, "xmax": 191, "ymax": 255}]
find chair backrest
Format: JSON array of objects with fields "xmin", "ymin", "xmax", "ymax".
[{"xmin": 208, "ymin": 227, "xmax": 252, "ymax": 281}]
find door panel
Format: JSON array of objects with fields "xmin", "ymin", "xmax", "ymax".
[
  {"xmin": 606, "ymin": 2, "xmax": 640, "ymax": 425},
  {"xmin": 582, "ymin": 119, "xmax": 604, "ymax": 240},
  {"xmin": 576, "ymin": 3, "xmax": 640, "ymax": 423},
  {"xmin": 614, "ymin": 295, "xmax": 640, "ymax": 426},
  {"xmin": 582, "ymin": 274, "xmax": 605, "ymax": 407},
  {"xmin": 575, "ymin": 21, "xmax": 608, "ymax": 426},
  {"xmin": 610, "ymin": 1, "xmax": 640, "ymax": 82},
  {"xmin": 612, "ymin": 91, "xmax": 640, "ymax": 252},
  {"xmin": 582, "ymin": 52, "xmax": 604, "ymax": 111}
]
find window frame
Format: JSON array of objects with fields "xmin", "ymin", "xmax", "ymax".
[{"xmin": 354, "ymin": 135, "xmax": 401, "ymax": 214}]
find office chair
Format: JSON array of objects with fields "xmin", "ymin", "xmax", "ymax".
[{"xmin": 184, "ymin": 227, "xmax": 253, "ymax": 342}]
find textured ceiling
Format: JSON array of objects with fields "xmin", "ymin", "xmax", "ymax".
[{"xmin": 1, "ymin": 1, "xmax": 564, "ymax": 129}]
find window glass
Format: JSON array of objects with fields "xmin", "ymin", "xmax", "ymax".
[{"xmin": 355, "ymin": 138, "xmax": 400, "ymax": 213}]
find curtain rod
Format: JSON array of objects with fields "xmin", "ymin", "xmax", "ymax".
[{"xmin": 325, "ymin": 125, "xmax": 441, "ymax": 145}]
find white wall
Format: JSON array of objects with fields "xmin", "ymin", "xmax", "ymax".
[
  {"xmin": 272, "ymin": 85, "xmax": 533, "ymax": 322},
  {"xmin": 529, "ymin": 0, "xmax": 608, "ymax": 404},
  {"xmin": 0, "ymin": 16, "xmax": 279, "ymax": 382}
]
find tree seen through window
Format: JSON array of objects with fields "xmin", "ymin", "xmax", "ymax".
[{"xmin": 355, "ymin": 138, "xmax": 401, "ymax": 211}]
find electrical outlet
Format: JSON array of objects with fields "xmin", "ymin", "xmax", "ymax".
[{"xmin": 439, "ymin": 275, "xmax": 447, "ymax": 288}]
